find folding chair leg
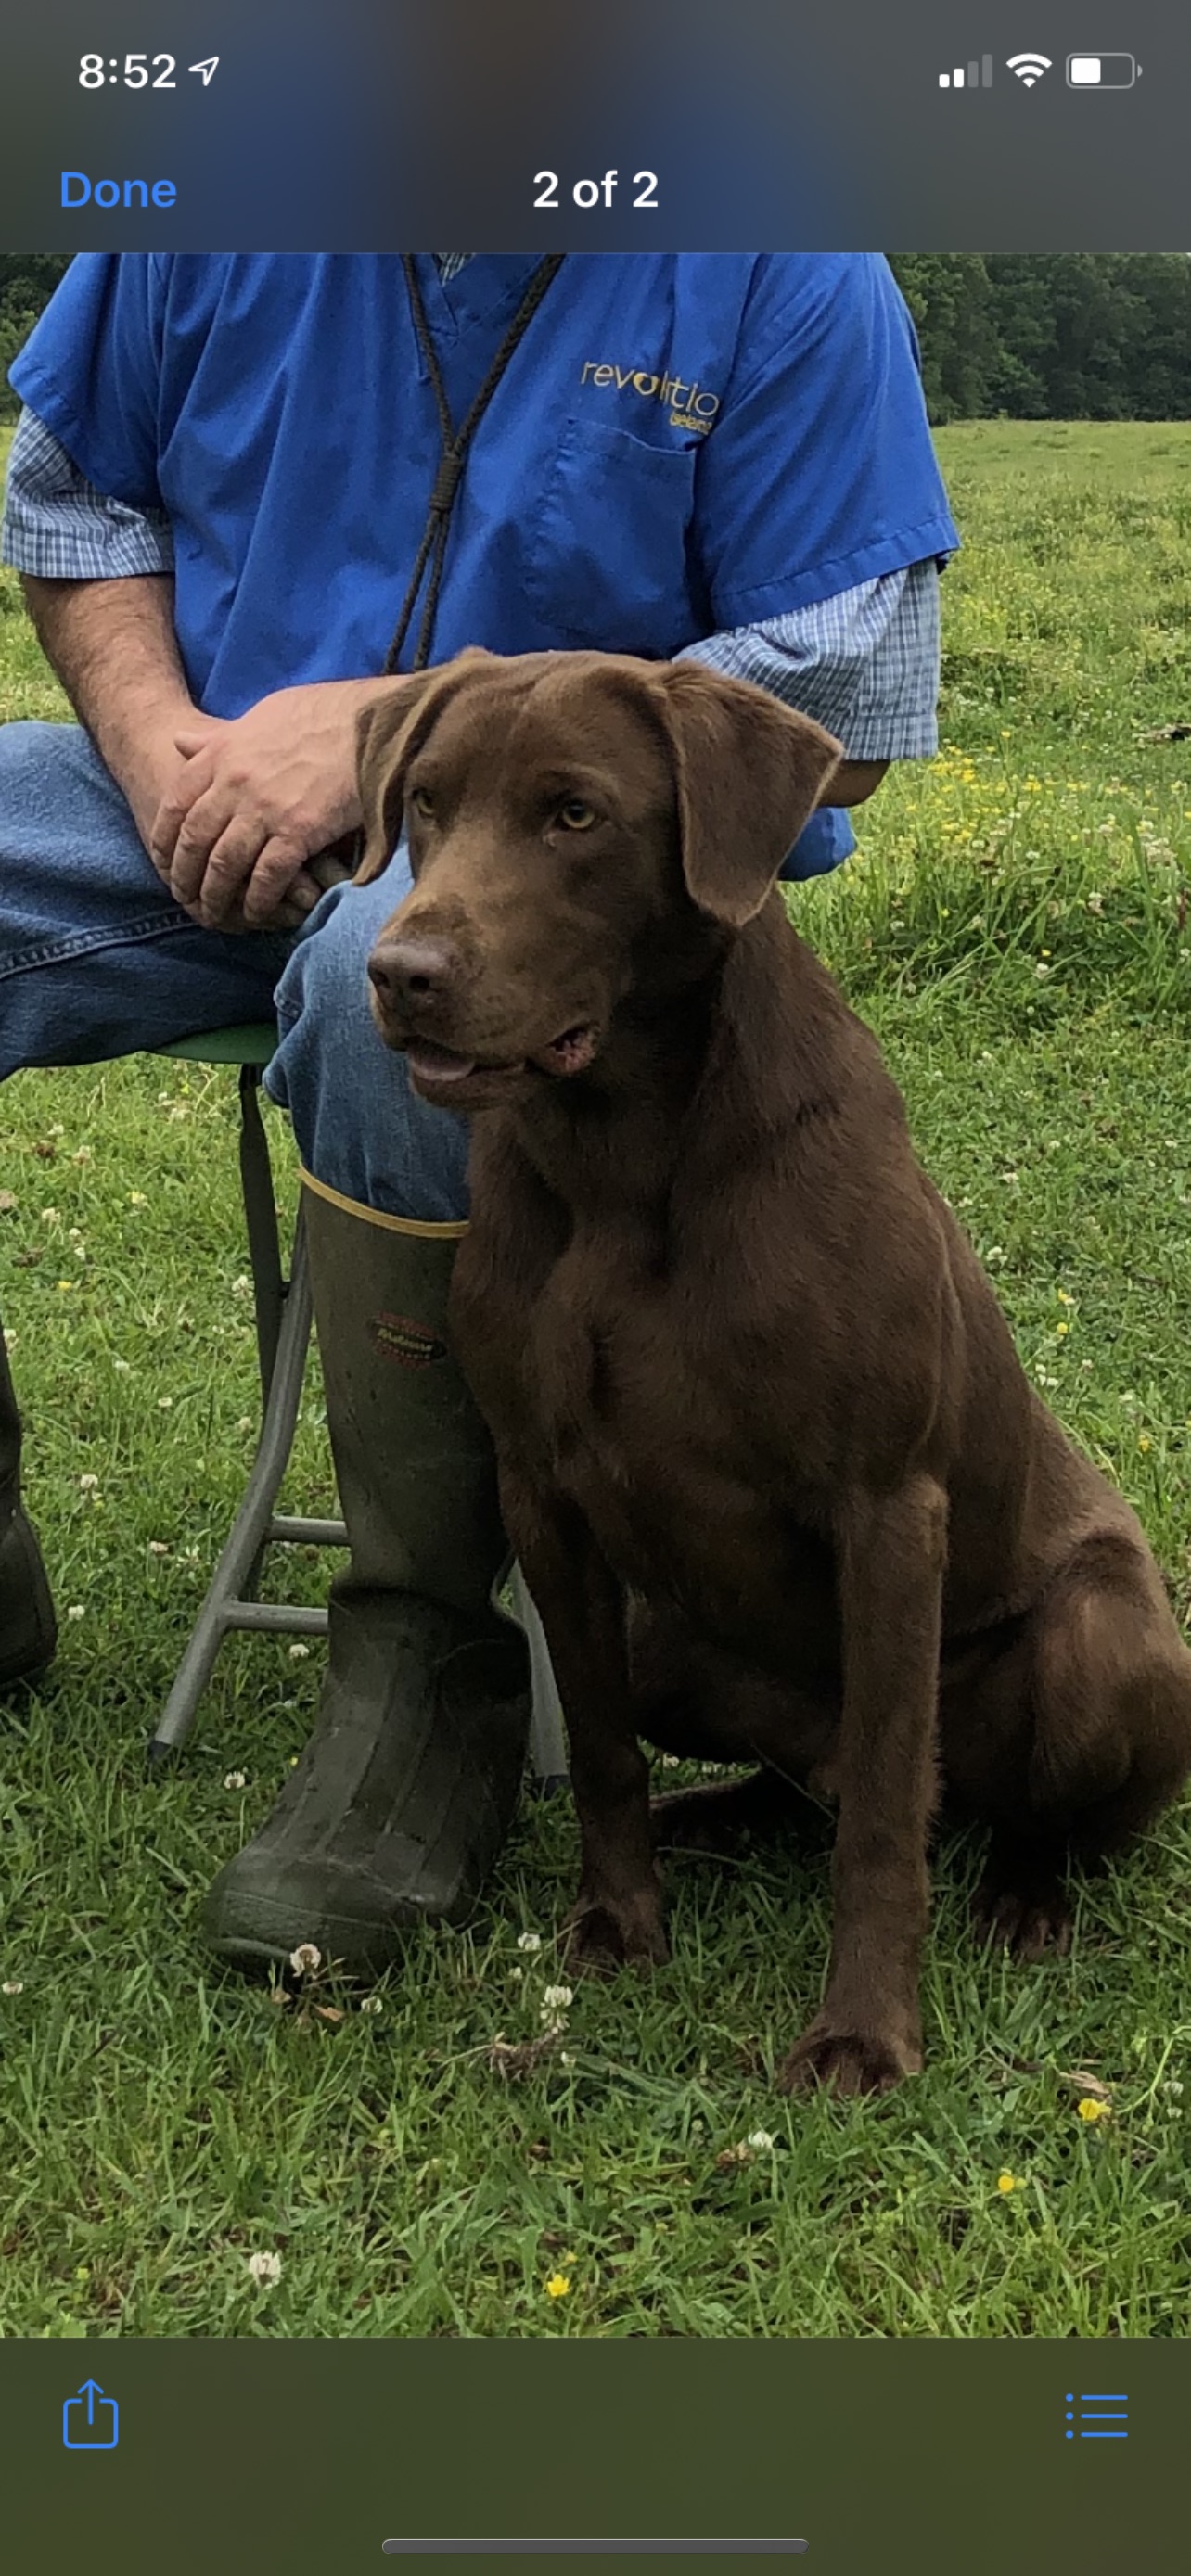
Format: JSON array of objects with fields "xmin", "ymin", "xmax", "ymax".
[
  {"xmin": 148, "ymin": 1205, "xmax": 323, "ymax": 1760},
  {"xmin": 512, "ymin": 1562, "xmax": 570, "ymax": 1788},
  {"xmin": 237, "ymin": 1062, "xmax": 284, "ymax": 1403}
]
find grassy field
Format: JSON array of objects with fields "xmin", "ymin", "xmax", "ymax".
[{"xmin": 2, "ymin": 420, "xmax": 1191, "ymax": 2339}]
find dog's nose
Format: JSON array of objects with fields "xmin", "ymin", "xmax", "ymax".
[{"xmin": 367, "ymin": 937, "xmax": 458, "ymax": 1014}]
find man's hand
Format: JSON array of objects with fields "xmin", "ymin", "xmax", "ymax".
[{"xmin": 148, "ymin": 680, "xmax": 394, "ymax": 931}]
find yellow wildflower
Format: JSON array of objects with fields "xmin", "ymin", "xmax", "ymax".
[
  {"xmin": 545, "ymin": 2273, "xmax": 571, "ymax": 2299},
  {"xmin": 997, "ymin": 2172, "xmax": 1019, "ymax": 2194},
  {"xmin": 1078, "ymin": 2098, "xmax": 1111, "ymax": 2123}
]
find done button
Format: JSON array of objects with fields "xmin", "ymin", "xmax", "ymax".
[{"xmin": 60, "ymin": 172, "xmax": 177, "ymax": 207}]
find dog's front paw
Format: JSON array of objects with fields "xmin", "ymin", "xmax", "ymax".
[
  {"xmin": 777, "ymin": 2014, "xmax": 922, "ymax": 2098},
  {"xmin": 564, "ymin": 1893, "xmax": 670, "ymax": 1974}
]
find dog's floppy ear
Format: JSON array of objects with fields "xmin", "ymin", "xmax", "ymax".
[
  {"xmin": 653, "ymin": 661, "xmax": 842, "ymax": 928},
  {"xmin": 354, "ymin": 650, "xmax": 495, "ymax": 883}
]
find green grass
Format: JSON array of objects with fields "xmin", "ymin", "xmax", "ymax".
[{"xmin": 2, "ymin": 420, "xmax": 1191, "ymax": 2339}]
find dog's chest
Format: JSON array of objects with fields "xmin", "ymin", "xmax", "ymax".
[{"xmin": 469, "ymin": 1222, "xmax": 818, "ymax": 1624}]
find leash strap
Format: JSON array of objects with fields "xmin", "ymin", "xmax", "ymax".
[{"xmin": 385, "ymin": 254, "xmax": 566, "ymax": 675}]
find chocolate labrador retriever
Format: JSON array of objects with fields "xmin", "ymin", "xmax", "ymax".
[{"xmin": 357, "ymin": 649, "xmax": 1191, "ymax": 2094}]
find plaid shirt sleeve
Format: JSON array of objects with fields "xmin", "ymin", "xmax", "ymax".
[
  {"xmin": 681, "ymin": 559, "xmax": 941, "ymax": 761},
  {"xmin": 1, "ymin": 403, "xmax": 174, "ymax": 579},
  {"xmin": 3, "ymin": 401, "xmax": 941, "ymax": 763}
]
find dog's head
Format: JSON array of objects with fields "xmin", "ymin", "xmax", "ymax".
[{"xmin": 358, "ymin": 648, "xmax": 840, "ymax": 1110}]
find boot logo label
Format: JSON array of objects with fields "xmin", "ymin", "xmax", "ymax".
[{"xmin": 371, "ymin": 1310, "xmax": 448, "ymax": 1368}]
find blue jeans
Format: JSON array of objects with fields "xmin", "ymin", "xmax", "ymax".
[{"xmin": 0, "ymin": 721, "xmax": 471, "ymax": 1222}]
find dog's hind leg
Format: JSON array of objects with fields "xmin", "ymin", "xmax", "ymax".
[
  {"xmin": 971, "ymin": 1532, "xmax": 1191, "ymax": 1959},
  {"xmin": 972, "ymin": 1831, "xmax": 1075, "ymax": 1961},
  {"xmin": 650, "ymin": 1766, "xmax": 824, "ymax": 1856},
  {"xmin": 627, "ymin": 1598, "xmax": 839, "ymax": 1855}
]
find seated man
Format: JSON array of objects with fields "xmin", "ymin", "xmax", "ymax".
[{"xmin": 0, "ymin": 251, "xmax": 957, "ymax": 1971}]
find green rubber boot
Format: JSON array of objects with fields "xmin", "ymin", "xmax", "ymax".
[
  {"xmin": 201, "ymin": 1179, "xmax": 531, "ymax": 1973},
  {"xmin": 0, "ymin": 1306, "xmax": 57, "ymax": 1690}
]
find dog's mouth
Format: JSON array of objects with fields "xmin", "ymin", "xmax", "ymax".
[{"xmin": 401, "ymin": 1022, "xmax": 600, "ymax": 1098}]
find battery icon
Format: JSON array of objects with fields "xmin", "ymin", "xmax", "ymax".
[{"xmin": 1067, "ymin": 53, "xmax": 1139, "ymax": 86}]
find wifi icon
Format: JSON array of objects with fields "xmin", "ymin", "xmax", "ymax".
[{"xmin": 1006, "ymin": 51, "xmax": 1053, "ymax": 85}]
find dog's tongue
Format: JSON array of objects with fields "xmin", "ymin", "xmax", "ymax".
[
  {"xmin": 538, "ymin": 1024, "xmax": 598, "ymax": 1078},
  {"xmin": 403, "ymin": 1039, "xmax": 479, "ymax": 1085}
]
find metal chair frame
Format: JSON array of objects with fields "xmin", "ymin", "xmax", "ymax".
[
  {"xmin": 148, "ymin": 1041, "xmax": 346, "ymax": 1760},
  {"xmin": 147, "ymin": 1027, "xmax": 568, "ymax": 1783}
]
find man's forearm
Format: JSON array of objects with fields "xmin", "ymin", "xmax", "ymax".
[{"xmin": 20, "ymin": 572, "xmax": 197, "ymax": 835}]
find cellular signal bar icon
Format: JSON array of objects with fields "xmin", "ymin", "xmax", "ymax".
[{"xmin": 940, "ymin": 55, "xmax": 993, "ymax": 88}]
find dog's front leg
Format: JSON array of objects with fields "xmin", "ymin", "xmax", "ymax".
[
  {"xmin": 780, "ymin": 1472, "xmax": 947, "ymax": 2097},
  {"xmin": 500, "ymin": 1470, "xmax": 668, "ymax": 1972}
]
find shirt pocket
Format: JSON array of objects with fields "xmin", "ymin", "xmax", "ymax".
[{"xmin": 525, "ymin": 417, "xmax": 698, "ymax": 655}]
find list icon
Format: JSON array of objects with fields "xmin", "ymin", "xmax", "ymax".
[{"xmin": 1066, "ymin": 2391, "xmax": 1128, "ymax": 2441}]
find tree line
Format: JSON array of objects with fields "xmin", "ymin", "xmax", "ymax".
[
  {"xmin": 889, "ymin": 254, "xmax": 1191, "ymax": 422},
  {"xmin": 3, "ymin": 252, "xmax": 1190, "ymax": 425},
  {"xmin": 0, "ymin": 258, "xmax": 72, "ymax": 418}
]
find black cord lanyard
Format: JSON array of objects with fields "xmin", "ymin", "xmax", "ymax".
[{"xmin": 384, "ymin": 253, "xmax": 566, "ymax": 677}]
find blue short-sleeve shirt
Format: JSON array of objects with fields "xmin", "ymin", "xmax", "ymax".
[{"xmin": 11, "ymin": 253, "xmax": 956, "ymax": 712}]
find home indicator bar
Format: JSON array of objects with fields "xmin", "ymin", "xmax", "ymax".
[{"xmin": 381, "ymin": 2545, "xmax": 810, "ymax": 2557}]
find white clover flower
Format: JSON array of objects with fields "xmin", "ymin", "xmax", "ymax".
[
  {"xmin": 2, "ymin": 1980, "xmax": 24, "ymax": 1996},
  {"xmin": 360, "ymin": 1996, "xmax": 384, "ymax": 2017},
  {"xmin": 79, "ymin": 1473, "xmax": 100, "ymax": 1493},
  {"xmin": 288, "ymin": 1943, "xmax": 322, "ymax": 1977},
  {"xmin": 113, "ymin": 1358, "xmax": 132, "ymax": 1374},
  {"xmin": 288, "ymin": 1642, "xmax": 311, "ymax": 1661},
  {"xmin": 236, "ymin": 1416, "xmax": 254, "ymax": 1435},
  {"xmin": 516, "ymin": 1932, "xmax": 542, "ymax": 1954},
  {"xmin": 224, "ymin": 1770, "xmax": 248, "ymax": 1792},
  {"xmin": 66, "ymin": 1604, "xmax": 85, "ymax": 1622},
  {"xmin": 148, "ymin": 1541, "xmax": 170, "ymax": 1557},
  {"xmin": 542, "ymin": 1983, "xmax": 573, "ymax": 2014},
  {"xmin": 747, "ymin": 2130, "xmax": 776, "ymax": 2152},
  {"xmin": 246, "ymin": 2250, "xmax": 283, "ymax": 2287}
]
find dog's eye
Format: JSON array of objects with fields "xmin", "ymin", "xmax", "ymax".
[
  {"xmin": 557, "ymin": 798, "xmax": 596, "ymax": 832},
  {"xmin": 409, "ymin": 785, "xmax": 435, "ymax": 821}
]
